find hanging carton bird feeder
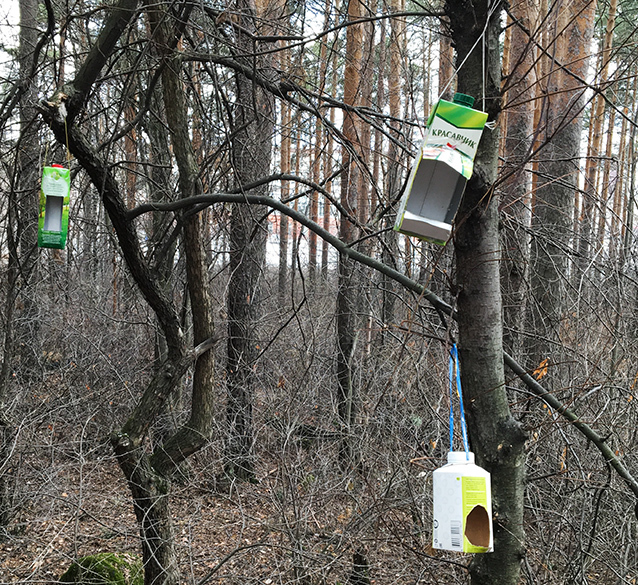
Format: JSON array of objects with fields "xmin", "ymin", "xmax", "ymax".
[
  {"xmin": 432, "ymin": 451, "xmax": 493, "ymax": 553},
  {"xmin": 431, "ymin": 344, "xmax": 493, "ymax": 553},
  {"xmin": 394, "ymin": 93, "xmax": 488, "ymax": 245},
  {"xmin": 38, "ymin": 164, "xmax": 70, "ymax": 249}
]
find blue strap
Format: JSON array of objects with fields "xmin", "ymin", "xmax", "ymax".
[
  {"xmin": 449, "ymin": 344, "xmax": 470, "ymax": 458},
  {"xmin": 448, "ymin": 349, "xmax": 455, "ymax": 452}
]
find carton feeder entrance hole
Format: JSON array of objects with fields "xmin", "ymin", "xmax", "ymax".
[
  {"xmin": 465, "ymin": 505, "xmax": 490, "ymax": 548},
  {"xmin": 44, "ymin": 196, "xmax": 64, "ymax": 232}
]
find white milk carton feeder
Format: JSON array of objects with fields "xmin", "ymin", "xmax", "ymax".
[
  {"xmin": 432, "ymin": 451, "xmax": 493, "ymax": 553},
  {"xmin": 395, "ymin": 93, "xmax": 488, "ymax": 245}
]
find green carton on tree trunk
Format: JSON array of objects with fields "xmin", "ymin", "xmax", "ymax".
[
  {"xmin": 38, "ymin": 164, "xmax": 70, "ymax": 249},
  {"xmin": 394, "ymin": 93, "xmax": 488, "ymax": 245}
]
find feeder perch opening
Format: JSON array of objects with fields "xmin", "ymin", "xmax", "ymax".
[
  {"xmin": 465, "ymin": 504, "xmax": 491, "ymax": 549},
  {"xmin": 395, "ymin": 93, "xmax": 488, "ymax": 245},
  {"xmin": 432, "ymin": 451, "xmax": 494, "ymax": 553}
]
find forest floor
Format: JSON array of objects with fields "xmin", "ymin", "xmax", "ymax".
[{"xmin": 0, "ymin": 418, "xmax": 464, "ymax": 585}]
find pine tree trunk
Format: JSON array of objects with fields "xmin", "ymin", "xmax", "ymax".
[
  {"xmin": 279, "ymin": 100, "xmax": 291, "ymax": 300},
  {"xmin": 336, "ymin": 0, "xmax": 365, "ymax": 469},
  {"xmin": 225, "ymin": 0, "xmax": 275, "ymax": 480},
  {"xmin": 527, "ymin": 0, "xmax": 597, "ymax": 370},
  {"xmin": 380, "ymin": 0, "xmax": 404, "ymax": 340},
  {"xmin": 499, "ymin": 0, "xmax": 538, "ymax": 357}
]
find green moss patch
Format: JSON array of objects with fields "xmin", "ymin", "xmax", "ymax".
[{"xmin": 59, "ymin": 552, "xmax": 143, "ymax": 585}]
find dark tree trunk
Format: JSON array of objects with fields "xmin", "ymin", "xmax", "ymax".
[
  {"xmin": 113, "ymin": 439, "xmax": 179, "ymax": 585},
  {"xmin": 15, "ymin": 0, "xmax": 42, "ymax": 382},
  {"xmin": 447, "ymin": 1, "xmax": 527, "ymax": 584},
  {"xmin": 225, "ymin": 0, "xmax": 275, "ymax": 480},
  {"xmin": 0, "ymin": 0, "xmax": 42, "ymax": 530},
  {"xmin": 499, "ymin": 0, "xmax": 538, "ymax": 358}
]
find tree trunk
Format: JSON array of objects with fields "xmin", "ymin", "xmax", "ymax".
[
  {"xmin": 15, "ymin": 0, "xmax": 42, "ymax": 383},
  {"xmin": 499, "ymin": 0, "xmax": 538, "ymax": 357},
  {"xmin": 279, "ymin": 99, "xmax": 291, "ymax": 300},
  {"xmin": 0, "ymin": 0, "xmax": 41, "ymax": 530},
  {"xmin": 447, "ymin": 2, "xmax": 527, "ymax": 584},
  {"xmin": 526, "ymin": 0, "xmax": 597, "ymax": 370},
  {"xmin": 380, "ymin": 0, "xmax": 404, "ymax": 341},
  {"xmin": 225, "ymin": 0, "xmax": 275, "ymax": 480},
  {"xmin": 578, "ymin": 0, "xmax": 616, "ymax": 272},
  {"xmin": 336, "ymin": 0, "xmax": 365, "ymax": 469},
  {"xmin": 114, "ymin": 441, "xmax": 180, "ymax": 585}
]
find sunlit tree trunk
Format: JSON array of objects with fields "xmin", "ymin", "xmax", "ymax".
[
  {"xmin": 279, "ymin": 100, "xmax": 291, "ymax": 300},
  {"xmin": 309, "ymin": 3, "xmax": 332, "ymax": 283},
  {"xmin": 322, "ymin": 21, "xmax": 340, "ymax": 278},
  {"xmin": 277, "ymin": 8, "xmax": 292, "ymax": 299},
  {"xmin": 577, "ymin": 0, "xmax": 616, "ymax": 273},
  {"xmin": 381, "ymin": 0, "xmax": 404, "ymax": 339},
  {"xmin": 609, "ymin": 98, "xmax": 629, "ymax": 257},
  {"xmin": 597, "ymin": 104, "xmax": 616, "ymax": 250}
]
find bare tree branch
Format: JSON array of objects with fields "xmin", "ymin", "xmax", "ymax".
[{"xmin": 127, "ymin": 191, "xmax": 638, "ymax": 505}]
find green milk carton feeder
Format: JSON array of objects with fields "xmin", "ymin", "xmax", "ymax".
[
  {"xmin": 394, "ymin": 93, "xmax": 488, "ymax": 245},
  {"xmin": 38, "ymin": 164, "xmax": 70, "ymax": 249}
]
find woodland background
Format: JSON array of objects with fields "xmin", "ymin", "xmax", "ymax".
[{"xmin": 1, "ymin": 0, "xmax": 638, "ymax": 583}]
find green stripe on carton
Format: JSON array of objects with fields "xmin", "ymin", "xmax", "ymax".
[{"xmin": 435, "ymin": 100, "xmax": 488, "ymax": 130}]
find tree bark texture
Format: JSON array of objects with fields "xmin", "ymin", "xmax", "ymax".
[
  {"xmin": 578, "ymin": 0, "xmax": 616, "ymax": 270},
  {"xmin": 447, "ymin": 1, "xmax": 527, "ymax": 584},
  {"xmin": 499, "ymin": 0, "xmax": 539, "ymax": 358},
  {"xmin": 112, "ymin": 433, "xmax": 180, "ymax": 585},
  {"xmin": 526, "ymin": 0, "xmax": 597, "ymax": 369},
  {"xmin": 225, "ymin": 0, "xmax": 275, "ymax": 480},
  {"xmin": 149, "ymin": 1, "xmax": 216, "ymax": 470},
  {"xmin": 336, "ymin": 0, "xmax": 365, "ymax": 469},
  {"xmin": 0, "ymin": 0, "xmax": 43, "ymax": 528},
  {"xmin": 11, "ymin": 0, "xmax": 42, "ymax": 383},
  {"xmin": 380, "ymin": 0, "xmax": 405, "ymax": 342}
]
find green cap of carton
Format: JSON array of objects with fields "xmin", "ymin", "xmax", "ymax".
[{"xmin": 453, "ymin": 93, "xmax": 475, "ymax": 108}]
